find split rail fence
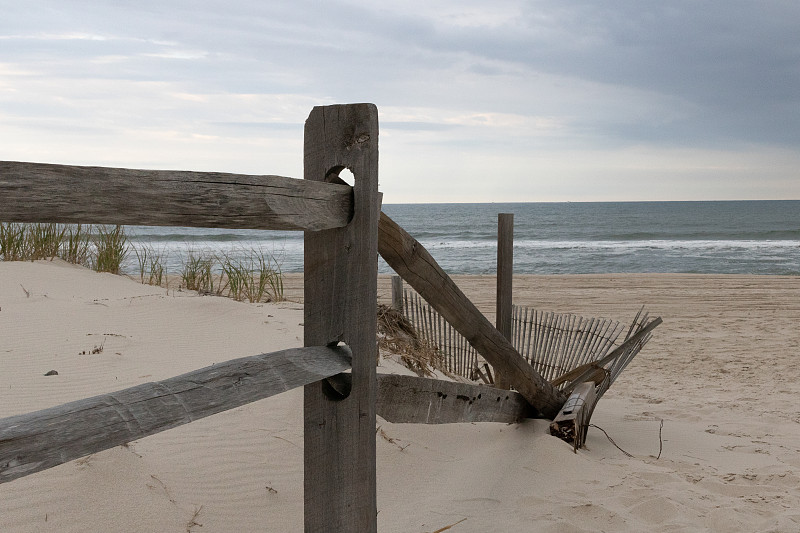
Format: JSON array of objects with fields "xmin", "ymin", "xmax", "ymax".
[{"xmin": 1, "ymin": 103, "xmax": 575, "ymax": 532}]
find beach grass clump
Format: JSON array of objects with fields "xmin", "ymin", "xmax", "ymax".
[
  {"xmin": 24, "ymin": 223, "xmax": 67, "ymax": 260},
  {"xmin": 220, "ymin": 249, "xmax": 284, "ymax": 303},
  {"xmin": 92, "ymin": 225, "xmax": 128, "ymax": 274},
  {"xmin": 1, "ymin": 222, "xmax": 82, "ymax": 263},
  {"xmin": 60, "ymin": 224, "xmax": 92, "ymax": 265},
  {"xmin": 180, "ymin": 251, "xmax": 216, "ymax": 293},
  {"xmin": 132, "ymin": 244, "xmax": 167, "ymax": 286},
  {"xmin": 0, "ymin": 223, "xmax": 27, "ymax": 261}
]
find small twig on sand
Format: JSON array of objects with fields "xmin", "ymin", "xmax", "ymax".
[
  {"xmin": 149, "ymin": 474, "xmax": 177, "ymax": 504},
  {"xmin": 20, "ymin": 284, "xmax": 30, "ymax": 298},
  {"xmin": 432, "ymin": 517, "xmax": 468, "ymax": 532},
  {"xmin": 185, "ymin": 505, "xmax": 203, "ymax": 532},
  {"xmin": 376, "ymin": 425, "xmax": 412, "ymax": 452}
]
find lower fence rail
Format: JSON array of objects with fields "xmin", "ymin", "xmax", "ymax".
[{"xmin": 0, "ymin": 345, "xmax": 352, "ymax": 484}]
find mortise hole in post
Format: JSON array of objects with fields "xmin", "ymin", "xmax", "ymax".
[
  {"xmin": 325, "ymin": 166, "xmax": 355, "ymax": 186},
  {"xmin": 322, "ymin": 373, "xmax": 352, "ymax": 401}
]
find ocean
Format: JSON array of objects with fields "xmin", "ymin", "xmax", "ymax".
[{"xmin": 124, "ymin": 200, "xmax": 800, "ymax": 276}]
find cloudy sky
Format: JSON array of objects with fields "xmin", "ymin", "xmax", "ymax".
[{"xmin": 2, "ymin": 1, "xmax": 799, "ymax": 202}]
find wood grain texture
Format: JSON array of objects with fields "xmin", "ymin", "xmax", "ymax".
[
  {"xmin": 378, "ymin": 211, "xmax": 567, "ymax": 419},
  {"xmin": 0, "ymin": 161, "xmax": 352, "ymax": 231},
  {"xmin": 303, "ymin": 104, "xmax": 379, "ymax": 533},
  {"xmin": 495, "ymin": 213, "xmax": 514, "ymax": 389},
  {"xmin": 0, "ymin": 345, "xmax": 352, "ymax": 484},
  {"xmin": 376, "ymin": 374, "xmax": 534, "ymax": 424}
]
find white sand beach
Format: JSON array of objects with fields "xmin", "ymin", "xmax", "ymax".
[{"xmin": 3, "ymin": 260, "xmax": 800, "ymax": 532}]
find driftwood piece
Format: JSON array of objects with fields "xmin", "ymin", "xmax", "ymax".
[
  {"xmin": 378, "ymin": 211, "xmax": 567, "ymax": 419},
  {"xmin": 0, "ymin": 161, "xmax": 352, "ymax": 231},
  {"xmin": 0, "ymin": 345, "xmax": 352, "ymax": 484},
  {"xmin": 303, "ymin": 104, "xmax": 380, "ymax": 533},
  {"xmin": 376, "ymin": 374, "xmax": 534, "ymax": 424}
]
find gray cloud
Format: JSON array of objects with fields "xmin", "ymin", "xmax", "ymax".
[{"xmin": 2, "ymin": 0, "xmax": 799, "ymax": 200}]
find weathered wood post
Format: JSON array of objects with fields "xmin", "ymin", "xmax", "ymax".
[
  {"xmin": 391, "ymin": 274, "xmax": 404, "ymax": 312},
  {"xmin": 495, "ymin": 213, "xmax": 514, "ymax": 389},
  {"xmin": 303, "ymin": 104, "xmax": 380, "ymax": 532}
]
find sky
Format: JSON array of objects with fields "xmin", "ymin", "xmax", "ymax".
[{"xmin": 2, "ymin": 1, "xmax": 799, "ymax": 203}]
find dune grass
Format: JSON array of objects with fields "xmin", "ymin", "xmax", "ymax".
[
  {"xmin": 0, "ymin": 223, "xmax": 26, "ymax": 261},
  {"xmin": 93, "ymin": 225, "xmax": 128, "ymax": 274},
  {"xmin": 132, "ymin": 244, "xmax": 167, "ymax": 287},
  {"xmin": 62, "ymin": 224, "xmax": 92, "ymax": 265},
  {"xmin": 220, "ymin": 249, "xmax": 284, "ymax": 303},
  {"xmin": 1, "ymin": 222, "xmax": 285, "ymax": 304},
  {"xmin": 180, "ymin": 251, "xmax": 216, "ymax": 293},
  {"xmin": 1, "ymin": 222, "xmax": 125, "ymax": 273}
]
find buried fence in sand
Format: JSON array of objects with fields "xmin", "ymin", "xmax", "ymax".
[{"xmin": 0, "ymin": 103, "xmax": 660, "ymax": 532}]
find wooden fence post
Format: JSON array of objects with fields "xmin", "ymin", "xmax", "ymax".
[
  {"xmin": 303, "ymin": 104, "xmax": 380, "ymax": 533},
  {"xmin": 391, "ymin": 275, "xmax": 404, "ymax": 312},
  {"xmin": 495, "ymin": 213, "xmax": 514, "ymax": 389}
]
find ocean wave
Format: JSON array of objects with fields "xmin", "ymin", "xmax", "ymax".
[{"xmin": 419, "ymin": 239, "xmax": 800, "ymax": 251}]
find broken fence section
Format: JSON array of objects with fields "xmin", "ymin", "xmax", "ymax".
[{"xmin": 400, "ymin": 287, "xmax": 654, "ymax": 393}]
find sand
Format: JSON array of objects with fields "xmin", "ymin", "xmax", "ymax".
[{"xmin": 3, "ymin": 260, "xmax": 800, "ymax": 532}]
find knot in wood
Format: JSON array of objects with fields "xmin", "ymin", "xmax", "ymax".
[{"xmin": 346, "ymin": 133, "xmax": 370, "ymax": 151}]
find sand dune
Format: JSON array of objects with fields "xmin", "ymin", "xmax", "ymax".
[{"xmin": 3, "ymin": 261, "xmax": 800, "ymax": 531}]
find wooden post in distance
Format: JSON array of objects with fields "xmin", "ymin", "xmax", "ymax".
[
  {"xmin": 391, "ymin": 275, "xmax": 404, "ymax": 312},
  {"xmin": 495, "ymin": 213, "xmax": 514, "ymax": 389}
]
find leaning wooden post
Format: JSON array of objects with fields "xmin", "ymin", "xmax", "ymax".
[
  {"xmin": 391, "ymin": 274, "xmax": 404, "ymax": 312},
  {"xmin": 495, "ymin": 213, "xmax": 514, "ymax": 389},
  {"xmin": 303, "ymin": 104, "xmax": 380, "ymax": 532}
]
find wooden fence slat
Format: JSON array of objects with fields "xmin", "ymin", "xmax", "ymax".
[
  {"xmin": 0, "ymin": 161, "xmax": 352, "ymax": 231},
  {"xmin": 378, "ymin": 211, "xmax": 566, "ymax": 418},
  {"xmin": 303, "ymin": 104, "xmax": 379, "ymax": 533},
  {"xmin": 523, "ymin": 307, "xmax": 533, "ymax": 363},
  {"xmin": 553, "ymin": 317, "xmax": 663, "ymax": 394},
  {"xmin": 391, "ymin": 275, "xmax": 404, "ymax": 312},
  {"xmin": 376, "ymin": 374, "xmax": 534, "ymax": 424},
  {"xmin": 0, "ymin": 345, "xmax": 352, "ymax": 484}
]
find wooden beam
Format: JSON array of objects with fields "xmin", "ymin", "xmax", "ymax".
[
  {"xmin": 0, "ymin": 161, "xmax": 352, "ymax": 231},
  {"xmin": 376, "ymin": 374, "xmax": 534, "ymax": 424},
  {"xmin": 495, "ymin": 213, "xmax": 514, "ymax": 389},
  {"xmin": 0, "ymin": 345, "xmax": 352, "ymax": 485},
  {"xmin": 378, "ymin": 211, "xmax": 567, "ymax": 419},
  {"xmin": 303, "ymin": 104, "xmax": 380, "ymax": 533}
]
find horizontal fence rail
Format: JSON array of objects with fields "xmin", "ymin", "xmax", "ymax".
[
  {"xmin": 0, "ymin": 345, "xmax": 352, "ymax": 484},
  {"xmin": 0, "ymin": 161, "xmax": 353, "ymax": 231},
  {"xmin": 376, "ymin": 374, "xmax": 533, "ymax": 424}
]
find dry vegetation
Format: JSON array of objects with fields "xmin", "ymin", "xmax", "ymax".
[{"xmin": 376, "ymin": 304, "xmax": 446, "ymax": 377}]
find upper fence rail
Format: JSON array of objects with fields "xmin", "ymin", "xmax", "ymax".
[{"xmin": 0, "ymin": 161, "xmax": 353, "ymax": 231}]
